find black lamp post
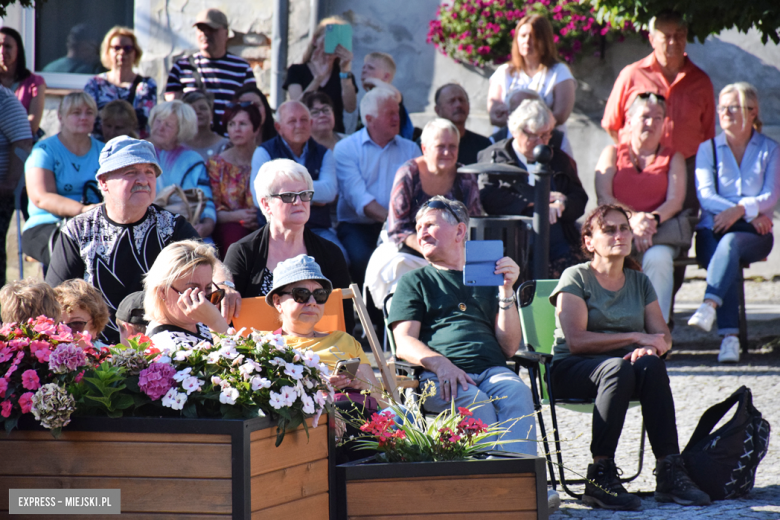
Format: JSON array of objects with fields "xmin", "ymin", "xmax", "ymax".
[{"xmin": 531, "ymin": 144, "xmax": 553, "ymax": 280}]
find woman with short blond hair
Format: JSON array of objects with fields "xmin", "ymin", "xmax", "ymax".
[{"xmin": 54, "ymin": 279, "xmax": 110, "ymax": 340}]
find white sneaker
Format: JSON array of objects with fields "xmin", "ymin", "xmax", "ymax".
[
  {"xmin": 548, "ymin": 488, "xmax": 561, "ymax": 514},
  {"xmin": 718, "ymin": 336, "xmax": 740, "ymax": 363},
  {"xmin": 687, "ymin": 303, "xmax": 716, "ymax": 332}
]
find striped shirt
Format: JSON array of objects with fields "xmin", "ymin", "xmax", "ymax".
[
  {"xmin": 0, "ymin": 85, "xmax": 33, "ymax": 186},
  {"xmin": 165, "ymin": 52, "xmax": 256, "ymax": 127}
]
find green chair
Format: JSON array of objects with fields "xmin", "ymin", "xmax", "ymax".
[{"xmin": 517, "ymin": 279, "xmax": 647, "ymax": 500}]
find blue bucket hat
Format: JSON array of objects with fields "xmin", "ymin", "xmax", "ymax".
[
  {"xmin": 265, "ymin": 254, "xmax": 333, "ymax": 305},
  {"xmin": 96, "ymin": 136, "xmax": 162, "ymax": 179}
]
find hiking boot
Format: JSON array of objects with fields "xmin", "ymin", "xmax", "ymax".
[
  {"xmin": 654, "ymin": 454, "xmax": 711, "ymax": 506},
  {"xmin": 582, "ymin": 458, "xmax": 642, "ymax": 511}
]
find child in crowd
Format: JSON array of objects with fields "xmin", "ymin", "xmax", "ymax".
[
  {"xmin": 115, "ymin": 291, "xmax": 148, "ymax": 346},
  {"xmin": 53, "ymin": 279, "xmax": 110, "ymax": 342},
  {"xmin": 358, "ymin": 52, "xmax": 414, "ymax": 139},
  {"xmin": 99, "ymin": 99, "xmax": 139, "ymax": 142},
  {"xmin": 0, "ymin": 279, "xmax": 61, "ymax": 324}
]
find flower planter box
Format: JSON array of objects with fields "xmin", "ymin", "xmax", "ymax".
[
  {"xmin": 0, "ymin": 414, "xmax": 333, "ymax": 520},
  {"xmin": 335, "ymin": 451, "xmax": 548, "ymax": 520}
]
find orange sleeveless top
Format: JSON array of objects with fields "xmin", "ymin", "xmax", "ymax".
[{"xmin": 613, "ymin": 142, "xmax": 674, "ymax": 213}]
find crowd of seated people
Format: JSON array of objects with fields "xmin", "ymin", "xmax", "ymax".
[{"xmin": 2, "ymin": 6, "xmax": 778, "ymax": 514}]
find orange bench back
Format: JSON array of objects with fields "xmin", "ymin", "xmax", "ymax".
[{"xmin": 232, "ymin": 288, "xmax": 347, "ymax": 335}]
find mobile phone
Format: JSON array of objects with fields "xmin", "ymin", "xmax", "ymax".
[
  {"xmin": 463, "ymin": 240, "xmax": 504, "ymax": 286},
  {"xmin": 334, "ymin": 358, "xmax": 360, "ymax": 378},
  {"xmin": 324, "ymin": 23, "xmax": 353, "ymax": 53}
]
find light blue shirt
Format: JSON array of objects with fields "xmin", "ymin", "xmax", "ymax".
[
  {"xmin": 334, "ymin": 128, "xmax": 421, "ymax": 224},
  {"xmin": 250, "ymin": 138, "xmax": 337, "ymax": 208},
  {"xmin": 695, "ymin": 131, "xmax": 780, "ymax": 229}
]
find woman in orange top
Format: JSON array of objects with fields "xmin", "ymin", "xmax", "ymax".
[{"xmin": 594, "ymin": 93, "xmax": 686, "ymax": 322}]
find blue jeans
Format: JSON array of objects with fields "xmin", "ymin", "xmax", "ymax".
[
  {"xmin": 695, "ymin": 228, "xmax": 774, "ymax": 335},
  {"xmin": 310, "ymin": 227, "xmax": 350, "ymax": 267},
  {"xmin": 337, "ymin": 222, "xmax": 383, "ymax": 287},
  {"xmin": 420, "ymin": 366, "xmax": 537, "ymax": 455}
]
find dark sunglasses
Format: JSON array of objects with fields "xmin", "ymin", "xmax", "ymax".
[
  {"xmin": 227, "ymin": 101, "xmax": 254, "ymax": 109},
  {"xmin": 421, "ymin": 199, "xmax": 461, "ymax": 223},
  {"xmin": 637, "ymin": 92, "xmax": 666, "ymax": 102},
  {"xmin": 270, "ymin": 190, "xmax": 315, "ymax": 203},
  {"xmin": 172, "ymin": 284, "xmax": 225, "ymax": 306},
  {"xmin": 65, "ymin": 320, "xmax": 89, "ymax": 333},
  {"xmin": 111, "ymin": 45, "xmax": 135, "ymax": 53},
  {"xmin": 279, "ymin": 287, "xmax": 330, "ymax": 304}
]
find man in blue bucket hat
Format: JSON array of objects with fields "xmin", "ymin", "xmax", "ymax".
[{"xmin": 46, "ymin": 136, "xmax": 240, "ymax": 344}]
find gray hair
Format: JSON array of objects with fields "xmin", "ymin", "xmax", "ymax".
[
  {"xmin": 508, "ymin": 99, "xmax": 554, "ymax": 136},
  {"xmin": 649, "ymin": 11, "xmax": 687, "ymax": 33},
  {"xmin": 148, "ymin": 100, "xmax": 198, "ymax": 144},
  {"xmin": 360, "ymin": 87, "xmax": 398, "ymax": 127},
  {"xmin": 276, "ymin": 100, "xmax": 311, "ymax": 122},
  {"xmin": 507, "ymin": 88, "xmax": 543, "ymax": 113},
  {"xmin": 414, "ymin": 195, "xmax": 469, "ymax": 228},
  {"xmin": 626, "ymin": 93, "xmax": 667, "ymax": 119},
  {"xmin": 254, "ymin": 159, "xmax": 314, "ymax": 219},
  {"xmin": 420, "ymin": 118, "xmax": 460, "ymax": 148}
]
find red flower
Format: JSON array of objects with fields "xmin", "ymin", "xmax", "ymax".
[
  {"xmin": 458, "ymin": 407, "xmax": 473, "ymax": 417},
  {"xmin": 21, "ymin": 369, "xmax": 41, "ymax": 390},
  {"xmin": 18, "ymin": 392, "xmax": 34, "ymax": 414},
  {"xmin": 0, "ymin": 400, "xmax": 12, "ymax": 417},
  {"xmin": 0, "ymin": 377, "xmax": 7, "ymax": 398},
  {"xmin": 451, "ymin": 11, "xmax": 458, "ymax": 19}
]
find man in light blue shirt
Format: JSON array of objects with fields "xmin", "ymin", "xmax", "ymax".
[
  {"xmin": 250, "ymin": 101, "xmax": 343, "ymax": 256},
  {"xmin": 335, "ymin": 87, "xmax": 421, "ymax": 285}
]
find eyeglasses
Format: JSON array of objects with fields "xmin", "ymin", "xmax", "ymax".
[
  {"xmin": 171, "ymin": 284, "xmax": 226, "ymax": 307},
  {"xmin": 270, "ymin": 190, "xmax": 315, "ymax": 203},
  {"xmin": 421, "ymin": 199, "xmax": 461, "ymax": 223},
  {"xmin": 65, "ymin": 320, "xmax": 91, "ymax": 333},
  {"xmin": 637, "ymin": 92, "xmax": 666, "ymax": 102},
  {"xmin": 227, "ymin": 101, "xmax": 254, "ymax": 109},
  {"xmin": 310, "ymin": 106, "xmax": 333, "ymax": 117},
  {"xmin": 521, "ymin": 128, "xmax": 553, "ymax": 142},
  {"xmin": 110, "ymin": 45, "xmax": 135, "ymax": 53},
  {"xmin": 717, "ymin": 105, "xmax": 755, "ymax": 114},
  {"xmin": 279, "ymin": 287, "xmax": 331, "ymax": 304}
]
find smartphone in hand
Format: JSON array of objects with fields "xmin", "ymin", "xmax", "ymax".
[
  {"xmin": 334, "ymin": 358, "xmax": 360, "ymax": 378},
  {"xmin": 464, "ymin": 240, "xmax": 504, "ymax": 286}
]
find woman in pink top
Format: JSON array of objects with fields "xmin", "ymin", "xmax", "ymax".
[
  {"xmin": 0, "ymin": 27, "xmax": 46, "ymax": 136},
  {"xmin": 595, "ymin": 93, "xmax": 686, "ymax": 323}
]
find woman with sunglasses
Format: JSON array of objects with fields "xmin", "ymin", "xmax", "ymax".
[
  {"xmin": 144, "ymin": 240, "xmax": 229, "ymax": 349},
  {"xmin": 208, "ymin": 102, "xmax": 263, "ymax": 258},
  {"xmin": 595, "ymin": 93, "xmax": 686, "ymax": 324},
  {"xmin": 84, "ymin": 26, "xmax": 157, "ymax": 140},
  {"xmin": 687, "ymin": 82, "xmax": 779, "ymax": 363},
  {"xmin": 224, "ymin": 159, "xmax": 353, "ymax": 331},
  {"xmin": 54, "ymin": 279, "xmax": 110, "ymax": 345}
]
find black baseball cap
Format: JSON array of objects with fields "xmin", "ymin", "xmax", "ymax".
[{"xmin": 116, "ymin": 291, "xmax": 148, "ymax": 326}]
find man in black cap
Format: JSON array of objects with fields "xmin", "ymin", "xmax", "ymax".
[{"xmin": 116, "ymin": 291, "xmax": 149, "ymax": 346}]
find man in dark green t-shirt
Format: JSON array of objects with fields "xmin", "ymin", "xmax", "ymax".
[{"xmin": 388, "ymin": 196, "xmax": 536, "ymax": 455}]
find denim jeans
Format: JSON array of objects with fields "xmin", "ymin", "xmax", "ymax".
[
  {"xmin": 695, "ymin": 228, "xmax": 774, "ymax": 335},
  {"xmin": 420, "ymin": 366, "xmax": 537, "ymax": 455},
  {"xmin": 337, "ymin": 222, "xmax": 383, "ymax": 287},
  {"xmin": 310, "ymin": 227, "xmax": 350, "ymax": 267}
]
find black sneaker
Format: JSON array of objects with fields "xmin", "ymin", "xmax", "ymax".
[
  {"xmin": 654, "ymin": 454, "xmax": 711, "ymax": 506},
  {"xmin": 582, "ymin": 459, "xmax": 642, "ymax": 511}
]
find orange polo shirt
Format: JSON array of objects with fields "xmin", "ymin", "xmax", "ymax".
[{"xmin": 602, "ymin": 53, "xmax": 716, "ymax": 159}]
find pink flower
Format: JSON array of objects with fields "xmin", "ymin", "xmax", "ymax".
[
  {"xmin": 0, "ymin": 322, "xmax": 16, "ymax": 335},
  {"xmin": 138, "ymin": 363, "xmax": 177, "ymax": 401},
  {"xmin": 22, "ymin": 369, "xmax": 41, "ymax": 390},
  {"xmin": 465, "ymin": 44, "xmax": 474, "ymax": 54},
  {"xmin": 9, "ymin": 338, "xmax": 29, "ymax": 349},
  {"xmin": 75, "ymin": 371, "xmax": 84, "ymax": 383},
  {"xmin": 18, "ymin": 392, "xmax": 34, "ymax": 414},
  {"xmin": 31, "ymin": 315, "xmax": 57, "ymax": 336},
  {"xmin": 0, "ymin": 347, "xmax": 11, "ymax": 363},
  {"xmin": 0, "ymin": 400, "xmax": 12, "ymax": 418},
  {"xmin": 0, "ymin": 377, "xmax": 7, "ymax": 398},
  {"xmin": 482, "ymin": 9, "xmax": 490, "ymax": 16},
  {"xmin": 451, "ymin": 11, "xmax": 458, "ymax": 19}
]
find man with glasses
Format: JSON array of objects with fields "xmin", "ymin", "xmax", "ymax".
[
  {"xmin": 250, "ymin": 101, "xmax": 344, "ymax": 256},
  {"xmin": 46, "ymin": 136, "xmax": 240, "ymax": 345},
  {"xmin": 478, "ymin": 98, "xmax": 588, "ymax": 277},
  {"xmin": 602, "ymin": 10, "xmax": 715, "ymax": 212}
]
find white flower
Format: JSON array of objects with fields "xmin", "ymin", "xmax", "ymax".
[
  {"xmin": 173, "ymin": 367, "xmax": 192, "ymax": 382},
  {"xmin": 257, "ymin": 408, "xmax": 266, "ymax": 417},
  {"xmin": 303, "ymin": 378, "xmax": 315, "ymax": 389},
  {"xmin": 161, "ymin": 387, "xmax": 178, "ymax": 408},
  {"xmin": 269, "ymin": 356, "xmax": 286, "ymax": 366},
  {"xmin": 284, "ymin": 363, "xmax": 304, "ymax": 380},
  {"xmin": 171, "ymin": 391, "xmax": 187, "ymax": 410},
  {"xmin": 303, "ymin": 351, "xmax": 320, "ymax": 368},
  {"xmin": 220, "ymin": 338, "xmax": 237, "ymax": 350},
  {"xmin": 292, "ymin": 351, "xmax": 301, "ymax": 362},
  {"xmin": 238, "ymin": 361, "xmax": 256, "ymax": 377},
  {"xmin": 211, "ymin": 375, "xmax": 222, "ymax": 386},
  {"xmin": 268, "ymin": 391, "xmax": 285, "ymax": 409},
  {"xmin": 301, "ymin": 394, "xmax": 315, "ymax": 414},
  {"xmin": 173, "ymin": 349, "xmax": 194, "ymax": 361},
  {"xmin": 251, "ymin": 376, "xmax": 271, "ymax": 391},
  {"xmin": 157, "ymin": 355, "xmax": 171, "ymax": 364},
  {"xmin": 314, "ymin": 391, "xmax": 327, "ymax": 407},
  {"xmin": 219, "ymin": 386, "xmax": 239, "ymax": 405},
  {"xmin": 194, "ymin": 340, "xmax": 211, "ymax": 351},
  {"xmin": 206, "ymin": 351, "xmax": 221, "ymax": 364},
  {"xmin": 262, "ymin": 333, "xmax": 286, "ymax": 350},
  {"xmin": 279, "ymin": 385, "xmax": 297, "ymax": 406},
  {"xmin": 318, "ymin": 362, "xmax": 331, "ymax": 376},
  {"xmin": 312, "ymin": 408, "xmax": 323, "ymax": 428},
  {"xmin": 220, "ymin": 346, "xmax": 240, "ymax": 360},
  {"xmin": 231, "ymin": 354, "xmax": 246, "ymax": 367},
  {"xmin": 182, "ymin": 376, "xmax": 203, "ymax": 395},
  {"xmin": 250, "ymin": 331, "xmax": 265, "ymax": 345}
]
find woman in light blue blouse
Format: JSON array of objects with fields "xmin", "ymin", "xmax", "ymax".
[{"xmin": 688, "ymin": 82, "xmax": 779, "ymax": 363}]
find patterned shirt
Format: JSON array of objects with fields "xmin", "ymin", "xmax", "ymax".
[
  {"xmin": 0, "ymin": 85, "xmax": 33, "ymax": 185},
  {"xmin": 45, "ymin": 205, "xmax": 200, "ymax": 344},
  {"xmin": 148, "ymin": 322, "xmax": 213, "ymax": 352},
  {"xmin": 83, "ymin": 74, "xmax": 158, "ymax": 140},
  {"xmin": 207, "ymin": 155, "xmax": 254, "ymax": 212}
]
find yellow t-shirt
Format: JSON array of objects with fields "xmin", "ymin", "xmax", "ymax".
[{"xmin": 261, "ymin": 330, "xmax": 370, "ymax": 369}]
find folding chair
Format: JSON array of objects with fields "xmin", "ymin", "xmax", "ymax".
[
  {"xmin": 233, "ymin": 283, "xmax": 402, "ymax": 402},
  {"xmin": 517, "ymin": 279, "xmax": 647, "ymax": 500}
]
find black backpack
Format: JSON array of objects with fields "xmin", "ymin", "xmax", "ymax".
[{"xmin": 682, "ymin": 386, "xmax": 770, "ymax": 500}]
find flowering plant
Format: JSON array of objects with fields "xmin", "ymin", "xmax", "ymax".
[
  {"xmin": 428, "ymin": 0, "xmax": 633, "ymax": 67},
  {"xmin": 0, "ymin": 316, "xmax": 109, "ymax": 436}
]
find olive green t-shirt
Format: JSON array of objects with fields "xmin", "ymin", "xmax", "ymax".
[
  {"xmin": 549, "ymin": 263, "xmax": 657, "ymax": 362},
  {"xmin": 388, "ymin": 265, "xmax": 507, "ymax": 374}
]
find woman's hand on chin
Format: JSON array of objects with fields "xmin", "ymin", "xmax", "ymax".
[{"xmin": 176, "ymin": 287, "xmax": 229, "ymax": 333}]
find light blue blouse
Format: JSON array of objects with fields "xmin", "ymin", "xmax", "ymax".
[{"xmin": 694, "ymin": 130, "xmax": 780, "ymax": 230}]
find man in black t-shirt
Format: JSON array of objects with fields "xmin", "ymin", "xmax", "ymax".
[
  {"xmin": 433, "ymin": 84, "xmax": 491, "ymax": 165},
  {"xmin": 46, "ymin": 137, "xmax": 239, "ymax": 344}
]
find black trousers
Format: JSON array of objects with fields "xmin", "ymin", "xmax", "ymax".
[
  {"xmin": 551, "ymin": 355, "xmax": 679, "ymax": 460},
  {"xmin": 0, "ymin": 195, "xmax": 14, "ymax": 287}
]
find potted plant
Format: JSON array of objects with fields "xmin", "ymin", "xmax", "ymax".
[
  {"xmin": 0, "ymin": 319, "xmax": 334, "ymax": 519},
  {"xmin": 334, "ymin": 387, "xmax": 549, "ymax": 519}
]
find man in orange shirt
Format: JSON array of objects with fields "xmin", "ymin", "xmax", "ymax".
[{"xmin": 602, "ymin": 10, "xmax": 715, "ymax": 211}]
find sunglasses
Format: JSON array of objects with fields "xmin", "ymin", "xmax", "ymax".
[
  {"xmin": 421, "ymin": 199, "xmax": 461, "ymax": 223},
  {"xmin": 111, "ymin": 45, "xmax": 135, "ymax": 53},
  {"xmin": 65, "ymin": 320, "xmax": 90, "ymax": 333},
  {"xmin": 227, "ymin": 101, "xmax": 254, "ymax": 109},
  {"xmin": 171, "ymin": 284, "xmax": 226, "ymax": 306},
  {"xmin": 270, "ymin": 190, "xmax": 315, "ymax": 203},
  {"xmin": 637, "ymin": 92, "xmax": 666, "ymax": 102},
  {"xmin": 279, "ymin": 287, "xmax": 330, "ymax": 304}
]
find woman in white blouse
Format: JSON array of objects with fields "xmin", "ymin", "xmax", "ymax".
[
  {"xmin": 487, "ymin": 14, "xmax": 576, "ymax": 135},
  {"xmin": 687, "ymin": 82, "xmax": 779, "ymax": 363}
]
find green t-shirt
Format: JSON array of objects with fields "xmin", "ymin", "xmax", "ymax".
[
  {"xmin": 388, "ymin": 264, "xmax": 507, "ymax": 374},
  {"xmin": 549, "ymin": 263, "xmax": 657, "ymax": 362}
]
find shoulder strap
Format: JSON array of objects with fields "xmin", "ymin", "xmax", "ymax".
[
  {"xmin": 684, "ymin": 386, "xmax": 751, "ymax": 451},
  {"xmin": 187, "ymin": 55, "xmax": 205, "ymax": 91},
  {"xmin": 711, "ymin": 138, "xmax": 719, "ymax": 195},
  {"xmin": 125, "ymin": 74, "xmax": 144, "ymax": 105}
]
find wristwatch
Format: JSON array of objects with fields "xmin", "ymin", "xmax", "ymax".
[
  {"xmin": 339, "ymin": 71, "xmax": 354, "ymax": 80},
  {"xmin": 216, "ymin": 280, "xmax": 236, "ymax": 290},
  {"xmin": 498, "ymin": 294, "xmax": 517, "ymax": 310}
]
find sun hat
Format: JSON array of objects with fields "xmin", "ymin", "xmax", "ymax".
[
  {"xmin": 265, "ymin": 254, "xmax": 333, "ymax": 305},
  {"xmin": 95, "ymin": 136, "xmax": 162, "ymax": 179},
  {"xmin": 193, "ymin": 8, "xmax": 229, "ymax": 30},
  {"xmin": 116, "ymin": 291, "xmax": 148, "ymax": 326}
]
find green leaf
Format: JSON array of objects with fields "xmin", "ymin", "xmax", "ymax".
[{"xmin": 113, "ymin": 394, "xmax": 135, "ymax": 410}]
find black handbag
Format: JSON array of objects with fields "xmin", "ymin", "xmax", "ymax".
[{"xmin": 682, "ymin": 386, "xmax": 770, "ymax": 500}]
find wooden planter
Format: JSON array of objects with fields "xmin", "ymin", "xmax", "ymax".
[
  {"xmin": 335, "ymin": 451, "xmax": 548, "ymax": 520},
  {"xmin": 0, "ymin": 414, "xmax": 333, "ymax": 519}
]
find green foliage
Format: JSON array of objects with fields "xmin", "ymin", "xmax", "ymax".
[
  {"xmin": 72, "ymin": 362, "xmax": 135, "ymax": 418},
  {"xmin": 0, "ymin": 0, "xmax": 39, "ymax": 18},
  {"xmin": 591, "ymin": 0, "xmax": 780, "ymax": 44}
]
